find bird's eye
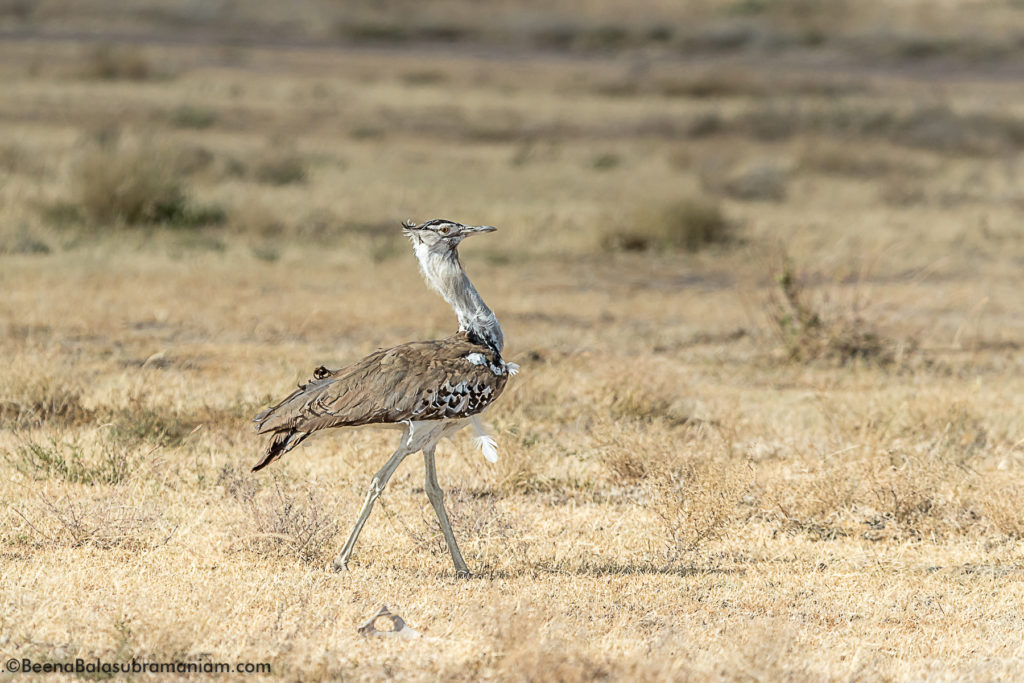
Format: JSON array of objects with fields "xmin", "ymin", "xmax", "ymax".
[{"xmin": 438, "ymin": 225, "xmax": 451, "ymax": 235}]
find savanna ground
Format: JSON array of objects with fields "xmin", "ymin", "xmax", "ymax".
[{"xmin": 2, "ymin": 1, "xmax": 1024, "ymax": 680}]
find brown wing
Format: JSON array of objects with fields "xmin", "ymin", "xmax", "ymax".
[{"xmin": 254, "ymin": 332, "xmax": 509, "ymax": 436}]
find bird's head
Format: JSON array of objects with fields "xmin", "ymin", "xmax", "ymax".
[{"xmin": 402, "ymin": 219, "xmax": 496, "ymax": 253}]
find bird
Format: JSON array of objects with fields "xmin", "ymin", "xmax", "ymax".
[{"xmin": 251, "ymin": 218, "xmax": 517, "ymax": 577}]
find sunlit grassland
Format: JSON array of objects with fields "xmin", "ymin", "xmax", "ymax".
[{"xmin": 2, "ymin": 8, "xmax": 1024, "ymax": 678}]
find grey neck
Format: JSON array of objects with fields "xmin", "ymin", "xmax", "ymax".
[{"xmin": 415, "ymin": 244, "xmax": 504, "ymax": 354}]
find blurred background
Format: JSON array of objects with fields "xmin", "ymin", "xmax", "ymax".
[{"xmin": 2, "ymin": 0, "xmax": 1024, "ymax": 276}]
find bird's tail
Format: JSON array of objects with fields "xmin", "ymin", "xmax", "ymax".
[
  {"xmin": 251, "ymin": 365, "xmax": 336, "ymax": 472},
  {"xmin": 251, "ymin": 430, "xmax": 309, "ymax": 472}
]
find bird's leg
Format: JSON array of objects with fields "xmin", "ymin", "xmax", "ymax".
[
  {"xmin": 333, "ymin": 441, "xmax": 410, "ymax": 572},
  {"xmin": 423, "ymin": 445, "xmax": 470, "ymax": 578}
]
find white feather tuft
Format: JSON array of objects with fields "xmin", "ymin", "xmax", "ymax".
[
  {"xmin": 469, "ymin": 415, "xmax": 499, "ymax": 463},
  {"xmin": 474, "ymin": 434, "xmax": 498, "ymax": 463},
  {"xmin": 507, "ymin": 362, "xmax": 520, "ymax": 376}
]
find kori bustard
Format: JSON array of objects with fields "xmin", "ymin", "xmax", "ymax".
[{"xmin": 252, "ymin": 219, "xmax": 517, "ymax": 577}]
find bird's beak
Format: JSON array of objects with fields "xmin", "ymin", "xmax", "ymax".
[{"xmin": 464, "ymin": 225, "xmax": 497, "ymax": 235}]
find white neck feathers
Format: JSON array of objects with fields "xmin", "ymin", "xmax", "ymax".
[{"xmin": 414, "ymin": 243, "xmax": 504, "ymax": 353}]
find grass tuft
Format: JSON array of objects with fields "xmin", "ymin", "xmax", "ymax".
[
  {"xmin": 713, "ymin": 161, "xmax": 788, "ymax": 201},
  {"xmin": 82, "ymin": 43, "xmax": 154, "ymax": 80},
  {"xmin": 590, "ymin": 152, "xmax": 621, "ymax": 170},
  {"xmin": 8, "ymin": 436, "xmax": 139, "ymax": 486},
  {"xmin": 13, "ymin": 491, "xmax": 162, "ymax": 550},
  {"xmin": 0, "ymin": 376, "xmax": 89, "ymax": 428},
  {"xmin": 604, "ymin": 199, "xmax": 733, "ymax": 253},
  {"xmin": 0, "ymin": 227, "xmax": 52, "ymax": 255},
  {"xmin": 73, "ymin": 143, "xmax": 226, "ymax": 228},
  {"xmin": 241, "ymin": 477, "xmax": 340, "ymax": 565},
  {"xmin": 766, "ymin": 257, "xmax": 913, "ymax": 365},
  {"xmin": 253, "ymin": 152, "xmax": 308, "ymax": 186},
  {"xmin": 169, "ymin": 105, "xmax": 218, "ymax": 130},
  {"xmin": 651, "ymin": 456, "xmax": 748, "ymax": 565}
]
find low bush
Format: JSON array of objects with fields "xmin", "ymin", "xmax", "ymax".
[
  {"xmin": 73, "ymin": 143, "xmax": 226, "ymax": 228},
  {"xmin": 253, "ymin": 153, "xmax": 307, "ymax": 185},
  {"xmin": 603, "ymin": 199, "xmax": 733, "ymax": 253},
  {"xmin": 83, "ymin": 43, "xmax": 153, "ymax": 80},
  {"xmin": 765, "ymin": 257, "xmax": 914, "ymax": 365}
]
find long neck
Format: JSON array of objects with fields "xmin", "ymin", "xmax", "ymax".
[{"xmin": 417, "ymin": 245, "xmax": 504, "ymax": 353}]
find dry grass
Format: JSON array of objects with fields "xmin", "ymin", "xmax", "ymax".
[
  {"xmin": 0, "ymin": 373, "xmax": 89, "ymax": 428},
  {"xmin": 235, "ymin": 474, "xmax": 342, "ymax": 565},
  {"xmin": 2, "ymin": 3, "xmax": 1024, "ymax": 680},
  {"xmin": 8, "ymin": 436, "xmax": 139, "ymax": 486}
]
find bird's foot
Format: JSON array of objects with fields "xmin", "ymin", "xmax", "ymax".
[
  {"xmin": 332, "ymin": 557, "xmax": 349, "ymax": 573},
  {"xmin": 455, "ymin": 568, "xmax": 472, "ymax": 580}
]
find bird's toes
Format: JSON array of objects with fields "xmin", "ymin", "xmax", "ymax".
[
  {"xmin": 455, "ymin": 569, "xmax": 472, "ymax": 580},
  {"xmin": 331, "ymin": 557, "xmax": 349, "ymax": 573}
]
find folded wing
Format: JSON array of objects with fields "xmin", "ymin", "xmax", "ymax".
[{"xmin": 251, "ymin": 332, "xmax": 509, "ymax": 470}]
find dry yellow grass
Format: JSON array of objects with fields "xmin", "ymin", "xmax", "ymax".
[{"xmin": 2, "ymin": 3, "xmax": 1024, "ymax": 680}]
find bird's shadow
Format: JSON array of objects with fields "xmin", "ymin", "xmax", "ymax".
[{"xmin": 465, "ymin": 558, "xmax": 745, "ymax": 580}]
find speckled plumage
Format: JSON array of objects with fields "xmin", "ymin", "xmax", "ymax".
[{"xmin": 251, "ymin": 332, "xmax": 509, "ymax": 471}]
